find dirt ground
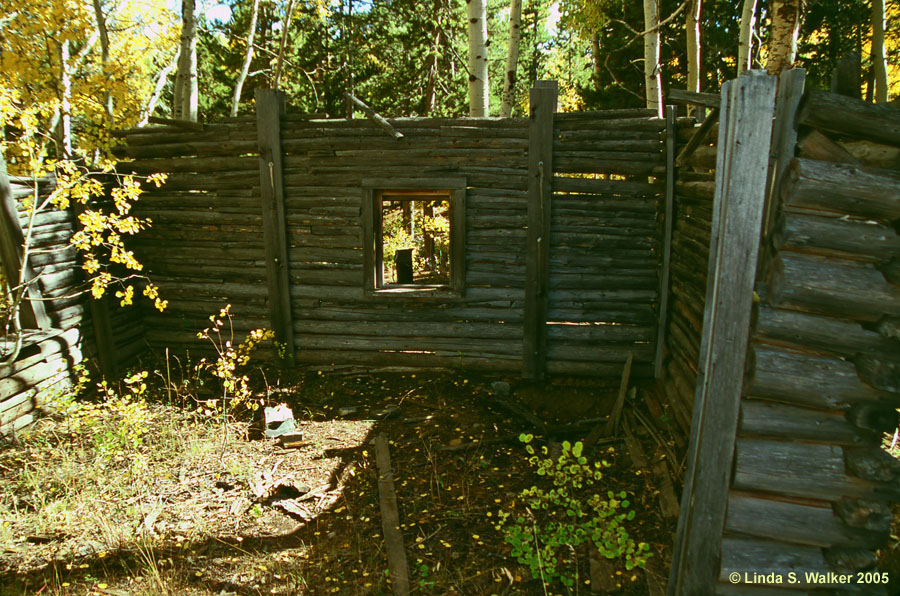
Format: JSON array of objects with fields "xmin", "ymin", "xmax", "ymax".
[{"xmin": 0, "ymin": 367, "xmax": 684, "ymax": 595}]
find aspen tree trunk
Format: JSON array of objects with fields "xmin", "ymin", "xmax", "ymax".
[
  {"xmin": 58, "ymin": 39, "xmax": 72, "ymax": 158},
  {"xmin": 231, "ymin": 0, "xmax": 260, "ymax": 116},
  {"xmin": 643, "ymin": 0, "xmax": 662, "ymax": 118},
  {"xmin": 92, "ymin": 0, "xmax": 113, "ymax": 123},
  {"xmin": 141, "ymin": 49, "xmax": 180, "ymax": 125},
  {"xmin": 499, "ymin": 0, "xmax": 522, "ymax": 118},
  {"xmin": 466, "ymin": 0, "xmax": 489, "ymax": 117},
  {"xmin": 423, "ymin": 0, "xmax": 442, "ymax": 116},
  {"xmin": 873, "ymin": 0, "xmax": 889, "ymax": 102},
  {"xmin": 175, "ymin": 0, "xmax": 198, "ymax": 121},
  {"xmin": 767, "ymin": 0, "xmax": 802, "ymax": 74},
  {"xmin": 738, "ymin": 0, "xmax": 757, "ymax": 73},
  {"xmin": 686, "ymin": 0, "xmax": 701, "ymax": 93}
]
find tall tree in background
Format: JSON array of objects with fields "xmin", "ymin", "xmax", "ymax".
[
  {"xmin": 231, "ymin": 0, "xmax": 260, "ymax": 116},
  {"xmin": 738, "ymin": 0, "xmax": 757, "ymax": 73},
  {"xmin": 174, "ymin": 0, "xmax": 199, "ymax": 121},
  {"xmin": 500, "ymin": 0, "xmax": 523, "ymax": 117},
  {"xmin": 686, "ymin": 0, "xmax": 701, "ymax": 95},
  {"xmin": 467, "ymin": 0, "xmax": 489, "ymax": 116},
  {"xmin": 643, "ymin": 0, "xmax": 662, "ymax": 116},
  {"xmin": 873, "ymin": 0, "xmax": 889, "ymax": 101},
  {"xmin": 768, "ymin": 0, "xmax": 803, "ymax": 74}
]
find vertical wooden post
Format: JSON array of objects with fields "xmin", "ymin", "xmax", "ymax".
[
  {"xmin": 256, "ymin": 89, "xmax": 295, "ymax": 363},
  {"xmin": 522, "ymin": 80, "xmax": 557, "ymax": 380},
  {"xmin": 667, "ymin": 72, "xmax": 777, "ymax": 596},
  {"xmin": 0, "ymin": 158, "xmax": 50, "ymax": 331},
  {"xmin": 654, "ymin": 105, "xmax": 676, "ymax": 378}
]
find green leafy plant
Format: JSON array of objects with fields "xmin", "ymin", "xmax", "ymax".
[
  {"xmin": 194, "ymin": 304, "xmax": 274, "ymax": 415},
  {"xmin": 495, "ymin": 435, "xmax": 651, "ymax": 588}
]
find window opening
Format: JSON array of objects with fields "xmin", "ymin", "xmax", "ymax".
[{"xmin": 378, "ymin": 191, "xmax": 451, "ymax": 287}]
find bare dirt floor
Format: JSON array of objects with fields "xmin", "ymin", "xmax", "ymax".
[{"xmin": 0, "ymin": 367, "xmax": 684, "ymax": 595}]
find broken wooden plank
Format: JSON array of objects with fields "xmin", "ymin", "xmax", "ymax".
[{"xmin": 375, "ymin": 434, "xmax": 411, "ymax": 596}]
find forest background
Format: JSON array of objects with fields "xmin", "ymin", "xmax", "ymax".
[{"xmin": 2, "ymin": 0, "xmax": 900, "ymax": 168}]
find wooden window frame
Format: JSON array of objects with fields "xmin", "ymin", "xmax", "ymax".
[{"xmin": 362, "ymin": 177, "xmax": 466, "ymax": 299}]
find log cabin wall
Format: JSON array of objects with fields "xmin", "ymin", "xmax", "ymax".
[
  {"xmin": 114, "ymin": 88, "xmax": 683, "ymax": 379},
  {"xmin": 716, "ymin": 78, "xmax": 900, "ymax": 595},
  {"xmin": 667, "ymin": 70, "xmax": 900, "ymax": 595}
]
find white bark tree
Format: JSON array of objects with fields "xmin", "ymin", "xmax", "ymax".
[
  {"xmin": 686, "ymin": 0, "xmax": 701, "ymax": 93},
  {"xmin": 643, "ymin": 0, "xmax": 662, "ymax": 117},
  {"xmin": 767, "ymin": 0, "xmax": 802, "ymax": 75},
  {"xmin": 231, "ymin": 0, "xmax": 260, "ymax": 116},
  {"xmin": 466, "ymin": 0, "xmax": 489, "ymax": 117},
  {"xmin": 873, "ymin": 0, "xmax": 889, "ymax": 102},
  {"xmin": 91, "ymin": 0, "xmax": 113, "ymax": 123},
  {"xmin": 499, "ymin": 0, "xmax": 522, "ymax": 118},
  {"xmin": 738, "ymin": 0, "xmax": 757, "ymax": 73},
  {"xmin": 174, "ymin": 0, "xmax": 198, "ymax": 121}
]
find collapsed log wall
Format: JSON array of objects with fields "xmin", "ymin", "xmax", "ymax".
[
  {"xmin": 117, "ymin": 106, "xmax": 673, "ymax": 378},
  {"xmin": 2, "ymin": 178, "xmax": 85, "ymax": 434}
]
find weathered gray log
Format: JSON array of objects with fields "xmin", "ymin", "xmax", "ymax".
[
  {"xmin": 719, "ymin": 535, "xmax": 828, "ymax": 588},
  {"xmin": 779, "ymin": 213, "xmax": 900, "ymax": 264},
  {"xmin": 725, "ymin": 492, "xmax": 886, "ymax": 549},
  {"xmin": 374, "ymin": 434, "xmax": 410, "ymax": 596},
  {"xmin": 667, "ymin": 88, "xmax": 721, "ymax": 109},
  {"xmin": 551, "ymin": 176, "xmax": 659, "ymax": 196},
  {"xmin": 739, "ymin": 399, "xmax": 869, "ymax": 446},
  {"xmin": 798, "ymin": 88, "xmax": 900, "ymax": 148},
  {"xmin": 845, "ymin": 447, "xmax": 900, "ymax": 483},
  {"xmin": 839, "ymin": 139, "xmax": 900, "ymax": 169},
  {"xmin": 834, "ymin": 497, "xmax": 891, "ymax": 533},
  {"xmin": 782, "ymin": 157, "xmax": 900, "ymax": 222},
  {"xmin": 754, "ymin": 305, "xmax": 900, "ymax": 359},
  {"xmin": 733, "ymin": 437, "xmax": 900, "ymax": 501},
  {"xmin": 768, "ymin": 252, "xmax": 900, "ymax": 322},
  {"xmin": 749, "ymin": 345, "xmax": 899, "ymax": 409}
]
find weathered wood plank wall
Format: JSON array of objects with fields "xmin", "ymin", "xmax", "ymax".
[{"xmin": 117, "ymin": 91, "xmax": 672, "ymax": 377}]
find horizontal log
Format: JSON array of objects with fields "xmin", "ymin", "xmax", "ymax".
[
  {"xmin": 545, "ymin": 360, "xmax": 653, "ymax": 377},
  {"xmin": 675, "ymin": 180, "xmax": 715, "ymax": 200},
  {"xmin": 783, "ymin": 157, "xmax": 900, "ymax": 222},
  {"xmin": 546, "ymin": 343, "xmax": 654, "ymax": 363},
  {"xmin": 739, "ymin": 399, "xmax": 870, "ymax": 446},
  {"xmin": 780, "ymin": 212, "xmax": 900, "ymax": 263},
  {"xmin": 553, "ymin": 157, "xmax": 661, "ymax": 176},
  {"xmin": 719, "ymin": 536, "xmax": 844, "ymax": 590},
  {"xmin": 552, "ymin": 139, "xmax": 662, "ymax": 153},
  {"xmin": 124, "ymin": 155, "xmax": 257, "ymax": 174},
  {"xmin": 113, "ymin": 140, "xmax": 258, "ymax": 159},
  {"xmin": 292, "ymin": 348, "xmax": 521, "ymax": 372},
  {"xmin": 293, "ymin": 333, "xmax": 521, "ymax": 355},
  {"xmin": 768, "ymin": 252, "xmax": 900, "ymax": 322},
  {"xmin": 733, "ymin": 437, "xmax": 900, "ymax": 501},
  {"xmin": 545, "ymin": 323, "xmax": 654, "ymax": 342},
  {"xmin": 839, "ymin": 139, "xmax": 900, "ymax": 169},
  {"xmin": 754, "ymin": 305, "xmax": 900, "ymax": 359},
  {"xmin": 798, "ymin": 89, "xmax": 900, "ymax": 149},
  {"xmin": 749, "ymin": 344, "xmax": 898, "ymax": 409},
  {"xmin": 293, "ymin": 319, "xmax": 521, "ymax": 340},
  {"xmin": 551, "ymin": 176, "xmax": 660, "ymax": 196},
  {"xmin": 725, "ymin": 492, "xmax": 887, "ymax": 549}
]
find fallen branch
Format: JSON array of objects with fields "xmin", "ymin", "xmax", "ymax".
[{"xmin": 345, "ymin": 93, "xmax": 404, "ymax": 139}]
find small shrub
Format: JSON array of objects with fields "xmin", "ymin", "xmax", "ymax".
[{"xmin": 494, "ymin": 435, "xmax": 651, "ymax": 588}]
